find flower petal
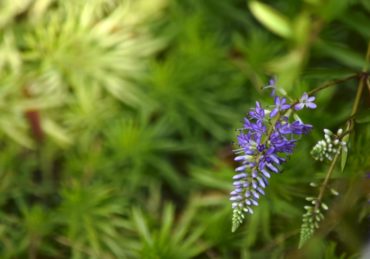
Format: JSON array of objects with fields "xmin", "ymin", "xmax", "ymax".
[
  {"xmin": 270, "ymin": 108, "xmax": 278, "ymax": 118},
  {"xmin": 307, "ymin": 96, "xmax": 316, "ymax": 102},
  {"xmin": 294, "ymin": 103, "xmax": 304, "ymax": 110},
  {"xmin": 281, "ymin": 104, "xmax": 290, "ymax": 110},
  {"xmin": 307, "ymin": 103, "xmax": 317, "ymax": 109}
]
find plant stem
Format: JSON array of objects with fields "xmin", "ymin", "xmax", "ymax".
[
  {"xmin": 307, "ymin": 73, "xmax": 360, "ymax": 96},
  {"xmin": 364, "ymin": 41, "xmax": 370, "ymax": 72},
  {"xmin": 349, "ymin": 75, "xmax": 365, "ymax": 120},
  {"xmin": 314, "ymin": 151, "xmax": 340, "ymax": 212},
  {"xmin": 313, "ymin": 43, "xmax": 369, "ymax": 212}
]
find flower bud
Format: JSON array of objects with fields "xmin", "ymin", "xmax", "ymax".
[{"xmin": 323, "ymin": 129, "xmax": 333, "ymax": 135}]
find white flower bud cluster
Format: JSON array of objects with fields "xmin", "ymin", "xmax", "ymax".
[{"xmin": 311, "ymin": 128, "xmax": 347, "ymax": 161}]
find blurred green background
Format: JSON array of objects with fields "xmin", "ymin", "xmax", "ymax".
[{"xmin": 0, "ymin": 0, "xmax": 369, "ymax": 258}]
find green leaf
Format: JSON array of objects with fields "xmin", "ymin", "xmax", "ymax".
[
  {"xmin": 292, "ymin": 12, "xmax": 310, "ymax": 46},
  {"xmin": 42, "ymin": 118, "xmax": 72, "ymax": 147},
  {"xmin": 355, "ymin": 109, "xmax": 370, "ymax": 124},
  {"xmin": 315, "ymin": 41, "xmax": 366, "ymax": 69},
  {"xmin": 132, "ymin": 208, "xmax": 152, "ymax": 245},
  {"xmin": 318, "ymin": 0, "xmax": 350, "ymax": 21},
  {"xmin": 0, "ymin": 118, "xmax": 34, "ymax": 149},
  {"xmin": 249, "ymin": 1, "xmax": 292, "ymax": 38},
  {"xmin": 340, "ymin": 11, "xmax": 370, "ymax": 39},
  {"xmin": 361, "ymin": 0, "xmax": 370, "ymax": 11},
  {"xmin": 267, "ymin": 50, "xmax": 304, "ymax": 90}
]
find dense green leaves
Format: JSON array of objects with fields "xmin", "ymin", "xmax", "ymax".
[{"xmin": 0, "ymin": 0, "xmax": 368, "ymax": 258}]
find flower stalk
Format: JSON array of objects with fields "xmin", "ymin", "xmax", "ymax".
[
  {"xmin": 299, "ymin": 42, "xmax": 370, "ymax": 247},
  {"xmin": 231, "ymin": 92, "xmax": 315, "ymax": 232}
]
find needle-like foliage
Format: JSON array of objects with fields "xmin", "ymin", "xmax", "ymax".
[{"xmin": 0, "ymin": 0, "xmax": 369, "ymax": 258}]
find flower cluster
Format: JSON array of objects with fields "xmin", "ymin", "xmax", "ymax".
[
  {"xmin": 231, "ymin": 93, "xmax": 315, "ymax": 232},
  {"xmin": 311, "ymin": 128, "xmax": 347, "ymax": 161},
  {"xmin": 299, "ymin": 200, "xmax": 325, "ymax": 248},
  {"xmin": 299, "ymin": 183, "xmax": 339, "ymax": 247}
]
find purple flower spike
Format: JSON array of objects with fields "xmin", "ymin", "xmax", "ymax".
[
  {"xmin": 231, "ymin": 90, "xmax": 315, "ymax": 232},
  {"xmin": 270, "ymin": 96, "xmax": 291, "ymax": 118},
  {"xmin": 294, "ymin": 93, "xmax": 317, "ymax": 110}
]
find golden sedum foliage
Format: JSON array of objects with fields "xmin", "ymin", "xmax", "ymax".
[{"xmin": 0, "ymin": 0, "xmax": 167, "ymax": 148}]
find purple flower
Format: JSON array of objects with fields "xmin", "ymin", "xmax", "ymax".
[
  {"xmin": 249, "ymin": 101, "xmax": 265, "ymax": 121},
  {"xmin": 263, "ymin": 76, "xmax": 277, "ymax": 96},
  {"xmin": 294, "ymin": 93, "xmax": 317, "ymax": 110},
  {"xmin": 290, "ymin": 120, "xmax": 313, "ymax": 134},
  {"xmin": 270, "ymin": 96, "xmax": 290, "ymax": 118},
  {"xmin": 231, "ymin": 92, "xmax": 314, "ymax": 232}
]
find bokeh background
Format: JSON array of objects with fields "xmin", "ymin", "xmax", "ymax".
[{"xmin": 0, "ymin": 0, "xmax": 369, "ymax": 258}]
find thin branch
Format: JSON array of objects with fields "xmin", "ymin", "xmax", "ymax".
[
  {"xmin": 307, "ymin": 73, "xmax": 360, "ymax": 96},
  {"xmin": 313, "ymin": 71, "xmax": 366, "ymax": 212},
  {"xmin": 314, "ymin": 151, "xmax": 340, "ymax": 212}
]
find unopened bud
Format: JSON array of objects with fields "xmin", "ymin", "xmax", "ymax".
[
  {"xmin": 321, "ymin": 203, "xmax": 328, "ymax": 210},
  {"xmin": 324, "ymin": 129, "xmax": 333, "ymax": 135}
]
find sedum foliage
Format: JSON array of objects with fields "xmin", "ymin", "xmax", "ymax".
[{"xmin": 0, "ymin": 0, "xmax": 369, "ymax": 258}]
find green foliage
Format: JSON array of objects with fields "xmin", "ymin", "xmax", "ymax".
[
  {"xmin": 131, "ymin": 203, "xmax": 208, "ymax": 259},
  {"xmin": 0, "ymin": 0, "xmax": 369, "ymax": 258},
  {"xmin": 57, "ymin": 182, "xmax": 128, "ymax": 258}
]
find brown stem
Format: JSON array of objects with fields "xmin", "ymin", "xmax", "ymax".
[
  {"xmin": 307, "ymin": 73, "xmax": 361, "ymax": 96},
  {"xmin": 314, "ymin": 151, "xmax": 340, "ymax": 213},
  {"xmin": 23, "ymin": 85, "xmax": 44, "ymax": 144}
]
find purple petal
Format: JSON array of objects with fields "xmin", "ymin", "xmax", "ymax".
[
  {"xmin": 266, "ymin": 163, "xmax": 279, "ymax": 173},
  {"xmin": 230, "ymin": 188, "xmax": 242, "ymax": 195},
  {"xmin": 269, "ymin": 78, "xmax": 276, "ymax": 85},
  {"xmin": 294, "ymin": 103, "xmax": 304, "ymax": 110},
  {"xmin": 307, "ymin": 103, "xmax": 317, "ymax": 109},
  {"xmin": 307, "ymin": 96, "xmax": 315, "ymax": 102},
  {"xmin": 252, "ymin": 170, "xmax": 258, "ymax": 178},
  {"xmin": 251, "ymin": 199, "xmax": 258, "ymax": 206},
  {"xmin": 270, "ymin": 108, "xmax": 278, "ymax": 118},
  {"xmin": 252, "ymin": 191, "xmax": 259, "ymax": 199},
  {"xmin": 236, "ymin": 165, "xmax": 247, "ymax": 172},
  {"xmin": 257, "ymin": 177, "xmax": 266, "ymax": 188},
  {"xmin": 230, "ymin": 190, "xmax": 237, "ymax": 195},
  {"xmin": 301, "ymin": 92, "xmax": 308, "ymax": 100},
  {"xmin": 257, "ymin": 187, "xmax": 265, "ymax": 195},
  {"xmin": 233, "ymin": 173, "xmax": 247, "ymax": 179},
  {"xmin": 234, "ymin": 155, "xmax": 250, "ymax": 162},
  {"xmin": 261, "ymin": 169, "xmax": 271, "ymax": 178},
  {"xmin": 269, "ymin": 154, "xmax": 280, "ymax": 164},
  {"xmin": 230, "ymin": 196, "xmax": 242, "ymax": 201},
  {"xmin": 233, "ymin": 181, "xmax": 242, "ymax": 187},
  {"xmin": 281, "ymin": 104, "xmax": 291, "ymax": 110},
  {"xmin": 252, "ymin": 180, "xmax": 257, "ymax": 189}
]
